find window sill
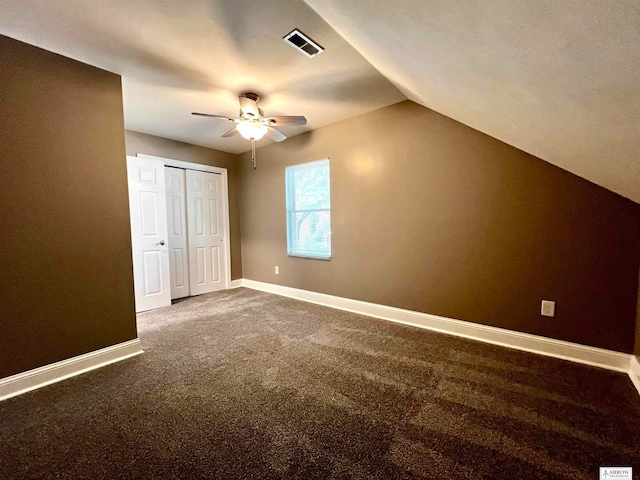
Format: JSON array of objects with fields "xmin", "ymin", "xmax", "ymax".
[{"xmin": 288, "ymin": 253, "xmax": 332, "ymax": 261}]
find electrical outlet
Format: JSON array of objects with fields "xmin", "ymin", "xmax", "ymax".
[
  {"xmin": 541, "ymin": 300, "xmax": 555, "ymax": 317},
  {"xmin": 275, "ymin": 266, "xmax": 279, "ymax": 275}
]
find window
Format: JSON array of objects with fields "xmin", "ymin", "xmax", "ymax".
[{"xmin": 286, "ymin": 159, "xmax": 331, "ymax": 260}]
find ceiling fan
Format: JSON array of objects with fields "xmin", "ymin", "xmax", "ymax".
[{"xmin": 192, "ymin": 93, "xmax": 307, "ymax": 169}]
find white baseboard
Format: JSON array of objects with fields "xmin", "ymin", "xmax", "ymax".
[
  {"xmin": 630, "ymin": 356, "xmax": 640, "ymax": 396},
  {"xmin": 229, "ymin": 279, "xmax": 243, "ymax": 289},
  {"xmin": 240, "ymin": 279, "xmax": 632, "ymax": 374},
  {"xmin": 0, "ymin": 339, "xmax": 143, "ymax": 402}
]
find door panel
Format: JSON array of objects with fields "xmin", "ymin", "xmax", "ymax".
[
  {"xmin": 142, "ymin": 251, "xmax": 162, "ymax": 294},
  {"xmin": 209, "ymin": 199, "xmax": 219, "ymax": 234},
  {"xmin": 170, "ymin": 197, "xmax": 182, "ymax": 235},
  {"xmin": 211, "ymin": 246, "xmax": 220, "ymax": 282},
  {"xmin": 194, "ymin": 198, "xmax": 204, "ymax": 235},
  {"xmin": 139, "ymin": 192, "xmax": 159, "ymax": 235},
  {"xmin": 187, "ymin": 170, "xmax": 227, "ymax": 295},
  {"xmin": 196, "ymin": 247, "xmax": 206, "ymax": 285},
  {"xmin": 165, "ymin": 167, "xmax": 190, "ymax": 300},
  {"xmin": 127, "ymin": 156, "xmax": 171, "ymax": 313},
  {"xmin": 172, "ymin": 249, "xmax": 186, "ymax": 287}
]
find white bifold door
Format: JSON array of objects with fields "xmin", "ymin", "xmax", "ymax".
[
  {"xmin": 186, "ymin": 169, "xmax": 227, "ymax": 295},
  {"xmin": 127, "ymin": 156, "xmax": 229, "ymax": 312},
  {"xmin": 165, "ymin": 167, "xmax": 189, "ymax": 300}
]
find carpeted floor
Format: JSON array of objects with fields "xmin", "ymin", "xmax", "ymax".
[{"xmin": 1, "ymin": 287, "xmax": 639, "ymax": 479}]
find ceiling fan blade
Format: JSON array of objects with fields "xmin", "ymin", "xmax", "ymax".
[
  {"xmin": 221, "ymin": 127, "xmax": 240, "ymax": 138},
  {"xmin": 192, "ymin": 112, "xmax": 234, "ymax": 121},
  {"xmin": 264, "ymin": 116, "xmax": 307, "ymax": 126},
  {"xmin": 239, "ymin": 95, "xmax": 259, "ymax": 119},
  {"xmin": 266, "ymin": 127, "xmax": 287, "ymax": 142}
]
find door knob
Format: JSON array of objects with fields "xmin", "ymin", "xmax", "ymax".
[{"xmin": 154, "ymin": 240, "xmax": 166, "ymax": 246}]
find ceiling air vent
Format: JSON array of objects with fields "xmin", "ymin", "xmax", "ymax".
[{"xmin": 283, "ymin": 29, "xmax": 324, "ymax": 58}]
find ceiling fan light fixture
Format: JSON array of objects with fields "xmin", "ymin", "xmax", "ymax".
[{"xmin": 236, "ymin": 122, "xmax": 268, "ymax": 140}]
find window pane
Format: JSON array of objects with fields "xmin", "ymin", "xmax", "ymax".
[
  {"xmin": 286, "ymin": 159, "xmax": 331, "ymax": 259},
  {"xmin": 293, "ymin": 210, "xmax": 331, "ymax": 256},
  {"xmin": 292, "ymin": 163, "xmax": 330, "ymax": 210}
]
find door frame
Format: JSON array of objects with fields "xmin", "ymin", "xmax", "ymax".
[{"xmin": 136, "ymin": 154, "xmax": 232, "ymax": 291}]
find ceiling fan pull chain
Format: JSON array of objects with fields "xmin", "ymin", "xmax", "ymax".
[{"xmin": 251, "ymin": 139, "xmax": 257, "ymax": 170}]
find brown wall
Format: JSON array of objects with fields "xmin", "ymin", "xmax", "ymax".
[
  {"xmin": 636, "ymin": 268, "xmax": 640, "ymax": 358},
  {"xmin": 124, "ymin": 131, "xmax": 242, "ymax": 280},
  {"xmin": 0, "ymin": 35, "xmax": 136, "ymax": 378},
  {"xmin": 239, "ymin": 100, "xmax": 640, "ymax": 353}
]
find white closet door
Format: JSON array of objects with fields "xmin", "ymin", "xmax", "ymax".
[
  {"xmin": 186, "ymin": 169, "xmax": 228, "ymax": 295},
  {"xmin": 127, "ymin": 156, "xmax": 171, "ymax": 313},
  {"xmin": 165, "ymin": 167, "xmax": 189, "ymax": 300}
]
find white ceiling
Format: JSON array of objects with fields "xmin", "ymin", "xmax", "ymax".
[
  {"xmin": 0, "ymin": 0, "xmax": 405, "ymax": 153},
  {"xmin": 0, "ymin": 1, "xmax": 638, "ymax": 202},
  {"xmin": 304, "ymin": 0, "xmax": 640, "ymax": 203}
]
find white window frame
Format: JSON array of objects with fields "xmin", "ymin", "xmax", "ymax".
[{"xmin": 285, "ymin": 159, "xmax": 331, "ymax": 260}]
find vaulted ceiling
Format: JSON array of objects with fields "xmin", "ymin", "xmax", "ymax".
[{"xmin": 0, "ymin": 1, "xmax": 638, "ymax": 202}]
